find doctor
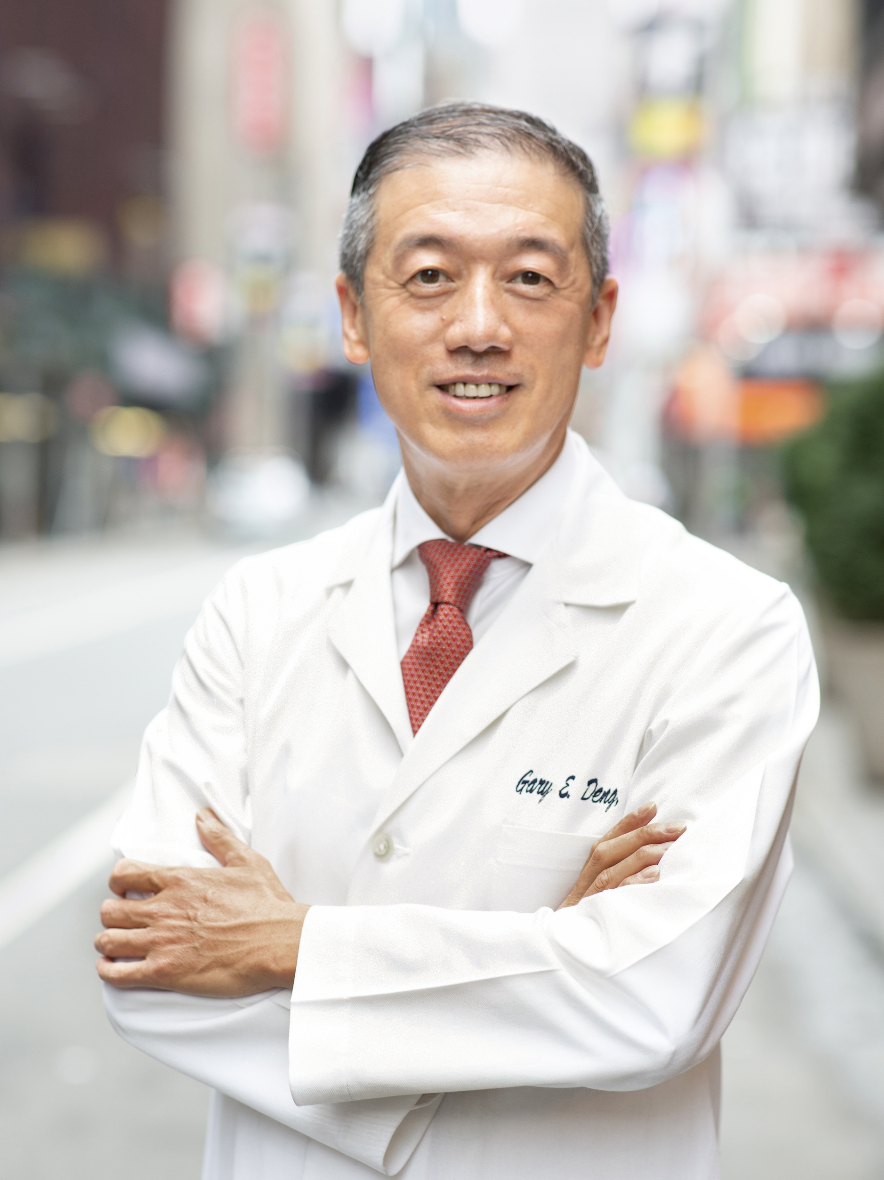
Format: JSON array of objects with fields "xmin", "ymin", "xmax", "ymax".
[{"xmin": 98, "ymin": 102, "xmax": 818, "ymax": 1180}]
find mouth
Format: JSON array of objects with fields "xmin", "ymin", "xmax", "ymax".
[{"xmin": 438, "ymin": 382, "xmax": 514, "ymax": 400}]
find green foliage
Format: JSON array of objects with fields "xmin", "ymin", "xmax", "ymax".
[{"xmin": 783, "ymin": 374, "xmax": 884, "ymax": 620}]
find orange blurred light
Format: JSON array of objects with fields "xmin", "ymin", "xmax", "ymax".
[
  {"xmin": 736, "ymin": 379, "xmax": 825, "ymax": 445},
  {"xmin": 669, "ymin": 347, "xmax": 824, "ymax": 445}
]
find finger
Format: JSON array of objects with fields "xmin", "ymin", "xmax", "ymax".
[
  {"xmin": 100, "ymin": 897, "xmax": 154, "ymax": 929},
  {"xmin": 593, "ymin": 821, "xmax": 685, "ymax": 872},
  {"xmin": 94, "ymin": 926, "xmax": 152, "ymax": 958},
  {"xmin": 560, "ymin": 820, "xmax": 684, "ymax": 908},
  {"xmin": 595, "ymin": 802, "xmax": 657, "ymax": 846},
  {"xmin": 559, "ymin": 808, "xmax": 659, "ymax": 909},
  {"xmin": 109, "ymin": 859, "xmax": 169, "ymax": 897},
  {"xmin": 620, "ymin": 865, "xmax": 661, "ymax": 886},
  {"xmin": 196, "ymin": 808, "xmax": 252, "ymax": 868},
  {"xmin": 585, "ymin": 841, "xmax": 674, "ymax": 896},
  {"xmin": 96, "ymin": 955, "xmax": 160, "ymax": 989}
]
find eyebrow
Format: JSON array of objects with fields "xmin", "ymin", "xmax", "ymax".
[
  {"xmin": 394, "ymin": 234, "xmax": 454, "ymax": 258},
  {"xmin": 513, "ymin": 236, "xmax": 569, "ymax": 266},
  {"xmin": 394, "ymin": 233, "xmax": 570, "ymax": 266}
]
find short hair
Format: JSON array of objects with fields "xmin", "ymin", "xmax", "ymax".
[{"xmin": 340, "ymin": 101, "xmax": 609, "ymax": 305}]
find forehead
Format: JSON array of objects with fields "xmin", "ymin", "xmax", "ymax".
[{"xmin": 370, "ymin": 149, "xmax": 586, "ymax": 254}]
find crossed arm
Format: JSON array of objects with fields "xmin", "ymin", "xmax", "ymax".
[{"xmin": 95, "ymin": 804, "xmax": 684, "ymax": 998}]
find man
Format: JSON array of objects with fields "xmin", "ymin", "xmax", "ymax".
[{"xmin": 97, "ymin": 103, "xmax": 818, "ymax": 1180}]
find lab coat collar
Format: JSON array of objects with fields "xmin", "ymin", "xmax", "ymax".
[
  {"xmin": 323, "ymin": 433, "xmax": 644, "ymax": 609},
  {"xmin": 547, "ymin": 434, "xmax": 647, "ymax": 610}
]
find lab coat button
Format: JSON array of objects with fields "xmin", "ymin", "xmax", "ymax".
[{"xmin": 373, "ymin": 833, "xmax": 393, "ymax": 860}]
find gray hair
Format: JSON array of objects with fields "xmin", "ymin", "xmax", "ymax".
[{"xmin": 340, "ymin": 101, "xmax": 609, "ymax": 305}]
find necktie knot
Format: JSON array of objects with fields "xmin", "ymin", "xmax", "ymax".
[{"xmin": 418, "ymin": 539, "xmax": 505, "ymax": 615}]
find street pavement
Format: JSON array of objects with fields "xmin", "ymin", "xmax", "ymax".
[{"xmin": 1, "ymin": 506, "xmax": 883, "ymax": 1178}]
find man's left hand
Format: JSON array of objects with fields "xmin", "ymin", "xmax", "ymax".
[{"xmin": 95, "ymin": 809, "xmax": 309, "ymax": 998}]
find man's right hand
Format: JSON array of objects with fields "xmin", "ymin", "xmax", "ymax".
[{"xmin": 558, "ymin": 804, "xmax": 685, "ymax": 910}]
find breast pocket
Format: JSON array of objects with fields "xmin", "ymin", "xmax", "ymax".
[{"xmin": 491, "ymin": 824, "xmax": 603, "ymax": 912}]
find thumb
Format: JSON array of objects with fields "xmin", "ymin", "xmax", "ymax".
[{"xmin": 196, "ymin": 808, "xmax": 251, "ymax": 867}]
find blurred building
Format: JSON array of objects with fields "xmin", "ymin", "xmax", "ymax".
[{"xmin": 0, "ymin": 0, "xmax": 169, "ymax": 273}]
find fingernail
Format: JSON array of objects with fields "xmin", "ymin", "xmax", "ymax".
[
  {"xmin": 197, "ymin": 807, "xmax": 217, "ymax": 824},
  {"xmin": 662, "ymin": 822, "xmax": 686, "ymax": 837},
  {"xmin": 638, "ymin": 865, "xmax": 660, "ymax": 881}
]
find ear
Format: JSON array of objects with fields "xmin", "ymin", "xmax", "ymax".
[
  {"xmin": 336, "ymin": 273, "xmax": 371, "ymax": 366},
  {"xmin": 582, "ymin": 276, "xmax": 619, "ymax": 370}
]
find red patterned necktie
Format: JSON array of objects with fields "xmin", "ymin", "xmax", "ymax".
[{"xmin": 401, "ymin": 539, "xmax": 506, "ymax": 735}]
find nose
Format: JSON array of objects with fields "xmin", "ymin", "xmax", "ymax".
[{"xmin": 443, "ymin": 271, "xmax": 512, "ymax": 354}]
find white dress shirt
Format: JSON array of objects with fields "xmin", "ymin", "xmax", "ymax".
[{"xmin": 392, "ymin": 436, "xmax": 578, "ymax": 662}]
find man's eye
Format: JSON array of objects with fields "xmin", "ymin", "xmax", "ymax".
[
  {"xmin": 416, "ymin": 268, "xmax": 443, "ymax": 284},
  {"xmin": 517, "ymin": 271, "xmax": 544, "ymax": 286}
]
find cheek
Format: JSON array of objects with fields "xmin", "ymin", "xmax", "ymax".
[{"xmin": 510, "ymin": 296, "xmax": 583, "ymax": 348}]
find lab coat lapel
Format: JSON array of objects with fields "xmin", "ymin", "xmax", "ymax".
[
  {"xmin": 368, "ymin": 440, "xmax": 648, "ymax": 830},
  {"xmin": 325, "ymin": 487, "xmax": 413, "ymax": 755},
  {"xmin": 371, "ymin": 567, "xmax": 577, "ymax": 827}
]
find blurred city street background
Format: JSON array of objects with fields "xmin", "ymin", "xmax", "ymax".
[{"xmin": 2, "ymin": 0, "xmax": 884, "ymax": 1175}]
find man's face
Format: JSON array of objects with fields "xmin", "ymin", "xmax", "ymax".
[{"xmin": 337, "ymin": 149, "xmax": 617, "ymax": 479}]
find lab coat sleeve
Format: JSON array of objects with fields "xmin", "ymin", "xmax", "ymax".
[
  {"xmin": 289, "ymin": 585, "xmax": 820, "ymax": 1104},
  {"xmin": 102, "ymin": 563, "xmax": 440, "ymax": 1176}
]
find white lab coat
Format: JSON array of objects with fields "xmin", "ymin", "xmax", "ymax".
[{"xmin": 105, "ymin": 434, "xmax": 819, "ymax": 1180}]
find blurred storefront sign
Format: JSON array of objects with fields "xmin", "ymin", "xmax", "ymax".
[
  {"xmin": 229, "ymin": 201, "xmax": 292, "ymax": 318},
  {"xmin": 701, "ymin": 250, "xmax": 884, "ymax": 378},
  {"xmin": 668, "ymin": 346, "xmax": 824, "ymax": 445},
  {"xmin": 703, "ymin": 251, "xmax": 884, "ymax": 334},
  {"xmin": 89, "ymin": 406, "xmax": 166, "ymax": 458},
  {"xmin": 232, "ymin": 9, "xmax": 288, "ymax": 157},
  {"xmin": 735, "ymin": 378, "xmax": 824, "ymax": 444},
  {"xmin": 170, "ymin": 260, "xmax": 231, "ymax": 346},
  {"xmin": 628, "ymin": 14, "xmax": 707, "ymax": 159},
  {"xmin": 629, "ymin": 97, "xmax": 705, "ymax": 159},
  {"xmin": 2, "ymin": 218, "xmax": 108, "ymax": 276}
]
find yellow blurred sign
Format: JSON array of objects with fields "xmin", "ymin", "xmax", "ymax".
[
  {"xmin": 7, "ymin": 219, "xmax": 107, "ymax": 276},
  {"xmin": 90, "ymin": 406, "xmax": 166, "ymax": 457},
  {"xmin": 630, "ymin": 98, "xmax": 706, "ymax": 159},
  {"xmin": 0, "ymin": 393, "xmax": 57, "ymax": 442}
]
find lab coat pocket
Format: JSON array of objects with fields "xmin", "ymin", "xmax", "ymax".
[{"xmin": 491, "ymin": 824, "xmax": 601, "ymax": 912}]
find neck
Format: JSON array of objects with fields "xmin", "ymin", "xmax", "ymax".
[{"xmin": 400, "ymin": 432, "xmax": 567, "ymax": 542}]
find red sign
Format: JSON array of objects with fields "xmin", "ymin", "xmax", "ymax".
[
  {"xmin": 170, "ymin": 260, "xmax": 228, "ymax": 345},
  {"xmin": 232, "ymin": 11, "xmax": 288, "ymax": 156},
  {"xmin": 701, "ymin": 250, "xmax": 884, "ymax": 337}
]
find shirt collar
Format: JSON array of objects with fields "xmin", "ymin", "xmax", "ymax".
[{"xmin": 392, "ymin": 431, "xmax": 580, "ymax": 569}]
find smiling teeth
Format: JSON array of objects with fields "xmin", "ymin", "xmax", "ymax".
[{"xmin": 447, "ymin": 383, "xmax": 506, "ymax": 398}]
